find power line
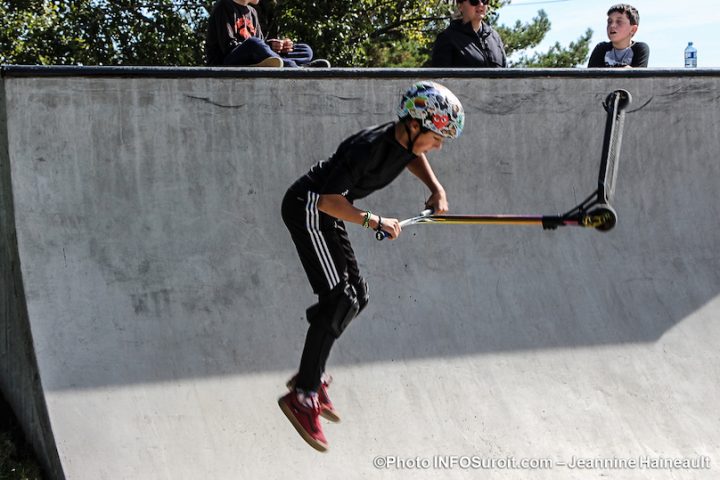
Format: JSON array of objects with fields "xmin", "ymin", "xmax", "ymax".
[{"xmin": 507, "ymin": 0, "xmax": 571, "ymax": 6}]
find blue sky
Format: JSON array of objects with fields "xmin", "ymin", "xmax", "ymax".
[{"xmin": 497, "ymin": 0, "xmax": 720, "ymax": 67}]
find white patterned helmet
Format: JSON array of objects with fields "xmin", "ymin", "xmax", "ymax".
[{"xmin": 397, "ymin": 81, "xmax": 464, "ymax": 138}]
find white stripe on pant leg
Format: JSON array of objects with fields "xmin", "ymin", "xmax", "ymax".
[
  {"xmin": 305, "ymin": 193, "xmax": 340, "ymax": 289},
  {"xmin": 309, "ymin": 193, "xmax": 340, "ymax": 287},
  {"xmin": 305, "ymin": 194, "xmax": 333, "ymax": 288},
  {"xmin": 308, "ymin": 196, "xmax": 339, "ymax": 289}
]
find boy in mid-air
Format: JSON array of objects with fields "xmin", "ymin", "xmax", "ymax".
[{"xmin": 278, "ymin": 82, "xmax": 465, "ymax": 451}]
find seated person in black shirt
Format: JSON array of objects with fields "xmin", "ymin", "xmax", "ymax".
[
  {"xmin": 205, "ymin": 0, "xmax": 329, "ymax": 68},
  {"xmin": 431, "ymin": 0, "xmax": 507, "ymax": 68},
  {"xmin": 588, "ymin": 4, "xmax": 649, "ymax": 68}
]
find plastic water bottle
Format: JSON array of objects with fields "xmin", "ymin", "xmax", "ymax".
[{"xmin": 684, "ymin": 42, "xmax": 697, "ymax": 68}]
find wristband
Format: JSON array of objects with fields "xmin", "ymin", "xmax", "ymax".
[
  {"xmin": 362, "ymin": 210, "xmax": 372, "ymax": 229},
  {"xmin": 375, "ymin": 216, "xmax": 383, "ymax": 233}
]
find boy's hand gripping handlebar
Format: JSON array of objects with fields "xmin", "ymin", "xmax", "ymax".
[{"xmin": 376, "ymin": 209, "xmax": 434, "ymax": 241}]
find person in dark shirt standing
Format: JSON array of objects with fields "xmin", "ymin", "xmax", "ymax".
[
  {"xmin": 278, "ymin": 82, "xmax": 465, "ymax": 452},
  {"xmin": 431, "ymin": 0, "xmax": 507, "ymax": 68},
  {"xmin": 588, "ymin": 4, "xmax": 649, "ymax": 68},
  {"xmin": 205, "ymin": 0, "xmax": 329, "ymax": 67}
]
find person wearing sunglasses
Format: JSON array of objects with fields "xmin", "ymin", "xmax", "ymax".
[{"xmin": 431, "ymin": 0, "xmax": 507, "ymax": 68}]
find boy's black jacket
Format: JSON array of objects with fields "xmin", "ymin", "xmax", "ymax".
[{"xmin": 431, "ymin": 19, "xmax": 507, "ymax": 68}]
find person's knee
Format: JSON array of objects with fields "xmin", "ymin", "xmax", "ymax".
[
  {"xmin": 352, "ymin": 277, "xmax": 369, "ymax": 315},
  {"xmin": 294, "ymin": 43, "xmax": 313, "ymax": 57},
  {"xmin": 306, "ymin": 281, "xmax": 364, "ymax": 338},
  {"xmin": 224, "ymin": 37, "xmax": 272, "ymax": 65}
]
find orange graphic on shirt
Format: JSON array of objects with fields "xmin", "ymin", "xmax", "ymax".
[{"xmin": 235, "ymin": 17, "xmax": 256, "ymax": 40}]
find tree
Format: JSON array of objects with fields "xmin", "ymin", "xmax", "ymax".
[
  {"xmin": 1, "ymin": 0, "xmax": 75, "ymax": 65},
  {"xmin": 1, "ymin": 0, "xmax": 209, "ymax": 66},
  {"xmin": 494, "ymin": 8, "xmax": 592, "ymax": 67},
  {"xmin": 262, "ymin": 0, "xmax": 454, "ymax": 67}
]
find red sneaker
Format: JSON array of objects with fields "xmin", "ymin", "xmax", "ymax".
[
  {"xmin": 286, "ymin": 375, "xmax": 341, "ymax": 423},
  {"xmin": 278, "ymin": 391, "xmax": 329, "ymax": 452}
]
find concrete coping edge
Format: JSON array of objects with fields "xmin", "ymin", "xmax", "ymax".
[{"xmin": 2, "ymin": 65, "xmax": 720, "ymax": 79}]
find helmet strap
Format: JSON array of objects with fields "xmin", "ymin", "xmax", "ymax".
[{"xmin": 403, "ymin": 120, "xmax": 420, "ymax": 155}]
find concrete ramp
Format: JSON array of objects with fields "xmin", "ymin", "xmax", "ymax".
[{"xmin": 2, "ymin": 67, "xmax": 719, "ymax": 479}]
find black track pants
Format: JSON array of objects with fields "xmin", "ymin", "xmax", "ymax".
[{"xmin": 281, "ymin": 188, "xmax": 362, "ymax": 392}]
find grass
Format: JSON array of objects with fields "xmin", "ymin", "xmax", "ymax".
[{"xmin": 0, "ymin": 391, "xmax": 44, "ymax": 480}]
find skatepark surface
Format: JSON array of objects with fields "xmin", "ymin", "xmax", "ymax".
[{"xmin": 1, "ymin": 66, "xmax": 719, "ymax": 479}]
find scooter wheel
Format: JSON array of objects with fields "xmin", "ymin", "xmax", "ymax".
[{"xmin": 589, "ymin": 204, "xmax": 617, "ymax": 232}]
